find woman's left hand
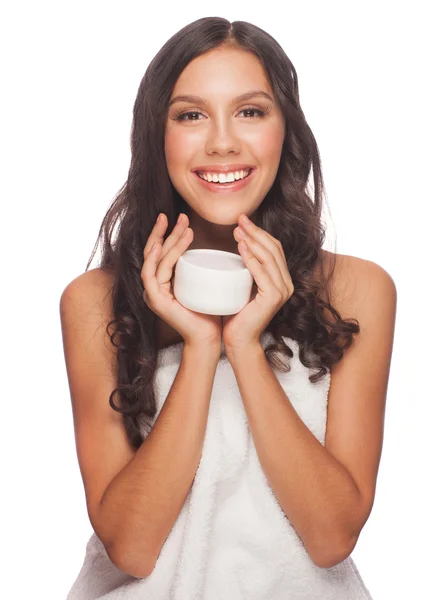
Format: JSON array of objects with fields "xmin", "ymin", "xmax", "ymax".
[{"xmin": 222, "ymin": 213, "xmax": 294, "ymax": 351}]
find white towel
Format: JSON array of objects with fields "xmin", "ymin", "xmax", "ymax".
[{"xmin": 67, "ymin": 333, "xmax": 373, "ymax": 599}]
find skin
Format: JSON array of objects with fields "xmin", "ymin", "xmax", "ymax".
[{"xmin": 164, "ymin": 45, "xmax": 286, "ymax": 254}]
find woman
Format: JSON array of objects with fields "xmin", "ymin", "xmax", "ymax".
[{"xmin": 60, "ymin": 16, "xmax": 396, "ymax": 599}]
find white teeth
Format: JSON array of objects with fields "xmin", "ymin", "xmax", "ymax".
[{"xmin": 198, "ymin": 169, "xmax": 251, "ymax": 183}]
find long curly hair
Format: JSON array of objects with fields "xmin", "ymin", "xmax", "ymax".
[{"xmin": 86, "ymin": 17, "xmax": 360, "ymax": 450}]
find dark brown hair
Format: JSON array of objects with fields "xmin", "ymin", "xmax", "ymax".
[{"xmin": 86, "ymin": 17, "xmax": 359, "ymax": 450}]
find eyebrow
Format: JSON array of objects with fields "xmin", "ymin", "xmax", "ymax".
[{"xmin": 168, "ymin": 90, "xmax": 274, "ymax": 108}]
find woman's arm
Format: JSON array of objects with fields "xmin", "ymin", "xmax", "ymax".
[
  {"xmin": 99, "ymin": 341, "xmax": 220, "ymax": 578},
  {"xmin": 226, "ymin": 258, "xmax": 397, "ymax": 568},
  {"xmin": 60, "ymin": 268, "xmax": 221, "ymax": 580}
]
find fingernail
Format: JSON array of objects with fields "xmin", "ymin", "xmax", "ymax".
[
  {"xmin": 241, "ymin": 214, "xmax": 250, "ymax": 224},
  {"xmin": 177, "ymin": 213, "xmax": 184, "ymax": 224},
  {"xmin": 156, "ymin": 214, "xmax": 162, "ymax": 224}
]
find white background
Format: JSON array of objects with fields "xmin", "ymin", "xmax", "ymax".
[{"xmin": 1, "ymin": 1, "xmax": 424, "ymax": 598}]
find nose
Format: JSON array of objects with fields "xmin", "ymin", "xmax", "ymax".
[{"xmin": 205, "ymin": 119, "xmax": 241, "ymax": 156}]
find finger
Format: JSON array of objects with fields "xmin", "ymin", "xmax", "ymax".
[
  {"xmin": 237, "ymin": 216, "xmax": 286, "ymax": 261},
  {"xmin": 141, "ymin": 240, "xmax": 163, "ymax": 302},
  {"xmin": 264, "ymin": 230, "xmax": 286, "ymax": 260},
  {"xmin": 238, "ymin": 240, "xmax": 283, "ymax": 306},
  {"xmin": 239, "ymin": 236, "xmax": 285, "ymax": 293},
  {"xmin": 236, "ymin": 218, "xmax": 291, "ymax": 287},
  {"xmin": 249, "ymin": 223, "xmax": 286, "ymax": 260},
  {"xmin": 144, "ymin": 213, "xmax": 189, "ymax": 258},
  {"xmin": 156, "ymin": 227, "xmax": 193, "ymax": 285}
]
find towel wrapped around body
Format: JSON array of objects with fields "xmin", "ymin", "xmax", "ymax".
[{"xmin": 67, "ymin": 333, "xmax": 373, "ymax": 600}]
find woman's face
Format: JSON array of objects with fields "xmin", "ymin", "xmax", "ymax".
[{"xmin": 164, "ymin": 46, "xmax": 285, "ymax": 230}]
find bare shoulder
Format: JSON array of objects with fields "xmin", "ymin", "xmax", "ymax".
[
  {"xmin": 319, "ymin": 249, "xmax": 397, "ymax": 313},
  {"xmin": 59, "ymin": 268, "xmax": 117, "ymax": 346},
  {"xmin": 61, "ymin": 267, "xmax": 115, "ymax": 300},
  {"xmin": 60, "ymin": 267, "xmax": 116, "ymax": 317}
]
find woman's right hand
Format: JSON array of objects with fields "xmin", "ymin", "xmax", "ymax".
[{"xmin": 141, "ymin": 212, "xmax": 223, "ymax": 348}]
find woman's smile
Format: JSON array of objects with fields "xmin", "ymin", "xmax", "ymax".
[{"xmin": 191, "ymin": 167, "xmax": 257, "ymax": 194}]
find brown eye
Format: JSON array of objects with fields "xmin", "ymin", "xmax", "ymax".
[{"xmin": 174, "ymin": 111, "xmax": 204, "ymax": 122}]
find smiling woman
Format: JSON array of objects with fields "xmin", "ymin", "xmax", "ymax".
[{"xmin": 61, "ymin": 15, "xmax": 395, "ymax": 600}]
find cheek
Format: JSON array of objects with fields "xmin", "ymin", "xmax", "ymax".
[
  {"xmin": 164, "ymin": 127, "xmax": 199, "ymax": 170},
  {"xmin": 256, "ymin": 122, "xmax": 285, "ymax": 161},
  {"xmin": 164, "ymin": 129, "xmax": 185, "ymax": 169},
  {"xmin": 164, "ymin": 129, "xmax": 195, "ymax": 194}
]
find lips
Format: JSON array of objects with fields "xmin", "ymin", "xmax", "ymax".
[{"xmin": 191, "ymin": 167, "xmax": 256, "ymax": 193}]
